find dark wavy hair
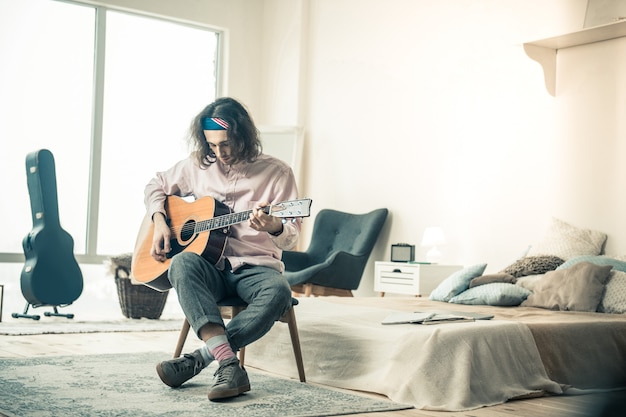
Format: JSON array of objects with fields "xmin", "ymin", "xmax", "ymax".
[{"xmin": 189, "ymin": 97, "xmax": 262, "ymax": 168}]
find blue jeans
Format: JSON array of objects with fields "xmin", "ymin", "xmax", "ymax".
[{"xmin": 168, "ymin": 251, "xmax": 292, "ymax": 351}]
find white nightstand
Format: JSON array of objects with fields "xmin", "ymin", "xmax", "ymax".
[{"xmin": 374, "ymin": 261, "xmax": 463, "ymax": 297}]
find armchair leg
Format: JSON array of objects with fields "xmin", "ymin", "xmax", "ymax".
[
  {"xmin": 303, "ymin": 283, "xmax": 313, "ymax": 297},
  {"xmin": 290, "ymin": 284, "xmax": 353, "ymax": 297}
]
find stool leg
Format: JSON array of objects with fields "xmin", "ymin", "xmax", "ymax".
[
  {"xmin": 174, "ymin": 319, "xmax": 191, "ymax": 358},
  {"xmin": 239, "ymin": 346, "xmax": 246, "ymax": 367},
  {"xmin": 231, "ymin": 305, "xmax": 247, "ymax": 367},
  {"xmin": 286, "ymin": 308, "xmax": 306, "ymax": 382}
]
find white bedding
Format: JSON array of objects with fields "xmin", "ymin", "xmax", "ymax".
[{"xmin": 245, "ymin": 297, "xmax": 562, "ymax": 411}]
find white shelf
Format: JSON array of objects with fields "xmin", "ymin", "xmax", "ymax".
[{"xmin": 523, "ymin": 20, "xmax": 626, "ymax": 96}]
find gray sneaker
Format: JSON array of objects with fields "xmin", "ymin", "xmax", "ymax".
[
  {"xmin": 156, "ymin": 349, "xmax": 208, "ymax": 387},
  {"xmin": 207, "ymin": 356, "xmax": 251, "ymax": 401}
]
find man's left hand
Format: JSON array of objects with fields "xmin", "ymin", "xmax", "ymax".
[{"xmin": 249, "ymin": 202, "xmax": 283, "ymax": 235}]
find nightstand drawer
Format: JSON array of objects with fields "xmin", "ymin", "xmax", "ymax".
[
  {"xmin": 374, "ymin": 262, "xmax": 462, "ymax": 296},
  {"xmin": 379, "ymin": 271, "xmax": 416, "ymax": 286},
  {"xmin": 376, "ymin": 263, "xmax": 417, "ymax": 273}
]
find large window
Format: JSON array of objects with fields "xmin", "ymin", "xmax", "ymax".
[{"xmin": 0, "ymin": 0, "xmax": 219, "ymax": 263}]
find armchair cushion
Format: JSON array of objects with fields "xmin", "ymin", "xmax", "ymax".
[
  {"xmin": 281, "ymin": 251, "xmax": 316, "ymax": 272},
  {"xmin": 282, "ymin": 208, "xmax": 388, "ymax": 293}
]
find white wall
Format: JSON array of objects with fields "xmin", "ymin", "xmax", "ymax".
[
  {"xmin": 553, "ymin": 36, "xmax": 626, "ymax": 254},
  {"xmin": 292, "ymin": 0, "xmax": 626, "ymax": 296},
  {"xmin": 77, "ymin": 0, "xmax": 626, "ymax": 298}
]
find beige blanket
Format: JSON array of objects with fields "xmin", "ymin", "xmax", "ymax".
[
  {"xmin": 245, "ymin": 297, "xmax": 566, "ymax": 411},
  {"xmin": 343, "ymin": 297, "xmax": 626, "ymax": 389}
]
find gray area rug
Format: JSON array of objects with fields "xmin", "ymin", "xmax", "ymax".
[
  {"xmin": 0, "ymin": 352, "xmax": 413, "ymax": 417},
  {"xmin": 0, "ymin": 319, "xmax": 183, "ymax": 336}
]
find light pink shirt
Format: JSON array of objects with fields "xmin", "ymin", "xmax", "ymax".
[{"xmin": 144, "ymin": 154, "xmax": 301, "ymax": 273}]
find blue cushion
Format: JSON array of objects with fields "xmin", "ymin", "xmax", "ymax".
[
  {"xmin": 449, "ymin": 283, "xmax": 532, "ymax": 306},
  {"xmin": 556, "ymin": 255, "xmax": 626, "ymax": 273},
  {"xmin": 429, "ymin": 264, "xmax": 487, "ymax": 302}
]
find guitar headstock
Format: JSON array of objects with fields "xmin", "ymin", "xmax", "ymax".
[{"xmin": 269, "ymin": 198, "xmax": 312, "ymax": 219}]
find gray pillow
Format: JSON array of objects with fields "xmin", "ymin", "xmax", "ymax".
[
  {"xmin": 500, "ymin": 256, "xmax": 564, "ymax": 278},
  {"xmin": 521, "ymin": 262, "xmax": 612, "ymax": 312},
  {"xmin": 469, "ymin": 273, "xmax": 517, "ymax": 288}
]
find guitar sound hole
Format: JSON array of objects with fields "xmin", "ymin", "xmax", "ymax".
[{"xmin": 180, "ymin": 220, "xmax": 196, "ymax": 242}]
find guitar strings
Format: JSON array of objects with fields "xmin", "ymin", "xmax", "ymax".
[
  {"xmin": 164, "ymin": 202, "xmax": 307, "ymax": 235},
  {"xmin": 167, "ymin": 209, "xmax": 256, "ymax": 234}
]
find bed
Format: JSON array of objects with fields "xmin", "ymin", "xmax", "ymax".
[
  {"xmin": 245, "ymin": 218, "xmax": 626, "ymax": 411},
  {"xmin": 245, "ymin": 297, "xmax": 626, "ymax": 410}
]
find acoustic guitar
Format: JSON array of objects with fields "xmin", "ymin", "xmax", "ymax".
[
  {"xmin": 131, "ymin": 196, "xmax": 312, "ymax": 291},
  {"xmin": 19, "ymin": 149, "xmax": 84, "ymax": 313}
]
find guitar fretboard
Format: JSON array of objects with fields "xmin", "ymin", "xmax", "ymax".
[{"xmin": 196, "ymin": 206, "xmax": 270, "ymax": 233}]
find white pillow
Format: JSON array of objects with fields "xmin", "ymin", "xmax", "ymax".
[
  {"xmin": 599, "ymin": 270, "xmax": 626, "ymax": 314},
  {"xmin": 515, "ymin": 274, "xmax": 545, "ymax": 292},
  {"xmin": 526, "ymin": 217, "xmax": 606, "ymax": 261}
]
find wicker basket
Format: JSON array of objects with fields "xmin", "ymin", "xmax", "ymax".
[{"xmin": 115, "ymin": 276, "xmax": 169, "ymax": 319}]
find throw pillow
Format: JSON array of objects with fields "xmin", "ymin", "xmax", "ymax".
[
  {"xmin": 557, "ymin": 255, "xmax": 626, "ymax": 273},
  {"xmin": 598, "ymin": 270, "xmax": 626, "ymax": 314},
  {"xmin": 469, "ymin": 273, "xmax": 517, "ymax": 288},
  {"xmin": 526, "ymin": 217, "xmax": 606, "ymax": 260},
  {"xmin": 521, "ymin": 262, "xmax": 613, "ymax": 312},
  {"xmin": 500, "ymin": 256, "xmax": 564, "ymax": 278},
  {"xmin": 449, "ymin": 283, "xmax": 531, "ymax": 306},
  {"xmin": 429, "ymin": 264, "xmax": 487, "ymax": 302},
  {"xmin": 515, "ymin": 274, "xmax": 545, "ymax": 292}
]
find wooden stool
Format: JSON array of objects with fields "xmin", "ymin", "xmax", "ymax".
[{"xmin": 174, "ymin": 297, "xmax": 306, "ymax": 382}]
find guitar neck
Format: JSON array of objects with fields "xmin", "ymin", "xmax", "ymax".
[{"xmin": 188, "ymin": 206, "xmax": 270, "ymax": 234}]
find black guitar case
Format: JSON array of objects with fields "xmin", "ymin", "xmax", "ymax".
[{"xmin": 13, "ymin": 149, "xmax": 83, "ymax": 320}]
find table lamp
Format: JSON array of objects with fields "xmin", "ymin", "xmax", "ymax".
[{"xmin": 421, "ymin": 226, "xmax": 446, "ymax": 263}]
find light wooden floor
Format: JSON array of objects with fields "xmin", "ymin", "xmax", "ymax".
[{"xmin": 0, "ymin": 330, "xmax": 623, "ymax": 417}]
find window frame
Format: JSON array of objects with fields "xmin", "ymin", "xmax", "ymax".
[{"xmin": 0, "ymin": 0, "xmax": 224, "ymax": 264}]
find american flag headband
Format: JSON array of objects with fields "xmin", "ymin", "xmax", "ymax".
[{"xmin": 202, "ymin": 117, "xmax": 229, "ymax": 130}]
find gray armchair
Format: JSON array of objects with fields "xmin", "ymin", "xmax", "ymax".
[{"xmin": 283, "ymin": 208, "xmax": 388, "ymax": 297}]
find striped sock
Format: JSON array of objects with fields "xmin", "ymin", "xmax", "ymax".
[
  {"xmin": 205, "ymin": 335, "xmax": 236, "ymax": 362},
  {"xmin": 198, "ymin": 345, "xmax": 214, "ymax": 364}
]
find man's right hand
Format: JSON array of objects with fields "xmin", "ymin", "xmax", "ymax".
[{"xmin": 150, "ymin": 212, "xmax": 171, "ymax": 262}]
